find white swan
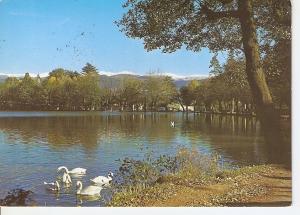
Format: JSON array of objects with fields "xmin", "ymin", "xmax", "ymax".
[
  {"xmin": 62, "ymin": 172, "xmax": 72, "ymax": 185},
  {"xmin": 170, "ymin": 121, "xmax": 175, "ymax": 127},
  {"xmin": 44, "ymin": 181, "xmax": 60, "ymax": 191},
  {"xmin": 90, "ymin": 172, "xmax": 114, "ymax": 186},
  {"xmin": 57, "ymin": 166, "xmax": 86, "ymax": 175},
  {"xmin": 76, "ymin": 181, "xmax": 103, "ymax": 196}
]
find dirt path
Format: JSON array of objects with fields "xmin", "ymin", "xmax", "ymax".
[
  {"xmin": 233, "ymin": 167, "xmax": 292, "ymax": 206},
  {"xmin": 149, "ymin": 166, "xmax": 291, "ymax": 207}
]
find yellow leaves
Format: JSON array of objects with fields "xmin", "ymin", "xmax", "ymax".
[
  {"xmin": 187, "ymin": 79, "xmax": 200, "ymax": 91},
  {"xmin": 48, "ymin": 76, "xmax": 57, "ymax": 84}
]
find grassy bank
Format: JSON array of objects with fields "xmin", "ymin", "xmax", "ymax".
[{"xmin": 109, "ymin": 149, "xmax": 291, "ymax": 207}]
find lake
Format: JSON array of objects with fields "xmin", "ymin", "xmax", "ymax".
[{"xmin": 0, "ymin": 111, "xmax": 291, "ymax": 206}]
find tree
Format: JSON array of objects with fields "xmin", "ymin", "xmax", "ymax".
[
  {"xmin": 221, "ymin": 54, "xmax": 252, "ymax": 113},
  {"xmin": 79, "ymin": 63, "xmax": 101, "ymax": 110},
  {"xmin": 144, "ymin": 74, "xmax": 176, "ymax": 111},
  {"xmin": 263, "ymin": 38, "xmax": 291, "ymax": 112},
  {"xmin": 0, "ymin": 77, "xmax": 19, "ymax": 109},
  {"xmin": 82, "ymin": 63, "xmax": 98, "ymax": 76},
  {"xmin": 209, "ymin": 54, "xmax": 223, "ymax": 76},
  {"xmin": 117, "ymin": 0, "xmax": 291, "ymax": 125},
  {"xmin": 117, "ymin": 77, "xmax": 143, "ymax": 111},
  {"xmin": 178, "ymin": 80, "xmax": 199, "ymax": 111},
  {"xmin": 179, "ymin": 86, "xmax": 193, "ymax": 111}
]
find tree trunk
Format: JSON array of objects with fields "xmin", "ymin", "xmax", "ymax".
[
  {"xmin": 235, "ymin": 99, "xmax": 239, "ymax": 114},
  {"xmin": 231, "ymin": 98, "xmax": 235, "ymax": 114},
  {"xmin": 238, "ymin": 0, "xmax": 278, "ymax": 117},
  {"xmin": 179, "ymin": 102, "xmax": 185, "ymax": 112},
  {"xmin": 218, "ymin": 100, "xmax": 222, "ymax": 112},
  {"xmin": 238, "ymin": 0, "xmax": 281, "ymax": 143}
]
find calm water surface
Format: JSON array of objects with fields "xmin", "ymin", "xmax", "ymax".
[{"xmin": 0, "ymin": 111, "xmax": 291, "ymax": 206}]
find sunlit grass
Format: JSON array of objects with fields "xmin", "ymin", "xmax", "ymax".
[{"xmin": 109, "ymin": 148, "xmax": 274, "ymax": 206}]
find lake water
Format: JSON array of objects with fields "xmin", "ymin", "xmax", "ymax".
[{"xmin": 0, "ymin": 111, "xmax": 291, "ymax": 206}]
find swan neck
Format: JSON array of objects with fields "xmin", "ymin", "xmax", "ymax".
[
  {"xmin": 77, "ymin": 182, "xmax": 82, "ymax": 194},
  {"xmin": 59, "ymin": 166, "xmax": 69, "ymax": 173},
  {"xmin": 56, "ymin": 181, "xmax": 60, "ymax": 190}
]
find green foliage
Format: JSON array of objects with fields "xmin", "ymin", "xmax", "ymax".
[
  {"xmin": 178, "ymin": 86, "xmax": 194, "ymax": 110},
  {"xmin": 0, "ymin": 63, "xmax": 101, "ymax": 111},
  {"xmin": 117, "ymin": 0, "xmax": 290, "ymax": 53},
  {"xmin": 263, "ymin": 39, "xmax": 291, "ymax": 110},
  {"xmin": 109, "ymin": 148, "xmax": 226, "ymax": 206},
  {"xmin": 109, "ymin": 149, "xmax": 277, "ymax": 207},
  {"xmin": 111, "ymin": 148, "xmax": 222, "ymax": 199},
  {"xmin": 117, "ymin": 0, "xmax": 291, "ymax": 118},
  {"xmin": 81, "ymin": 62, "xmax": 98, "ymax": 76},
  {"xmin": 209, "ymin": 54, "xmax": 223, "ymax": 76},
  {"xmin": 144, "ymin": 74, "xmax": 177, "ymax": 111},
  {"xmin": 116, "ymin": 77, "xmax": 143, "ymax": 111}
]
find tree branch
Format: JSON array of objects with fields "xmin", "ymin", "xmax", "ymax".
[{"xmin": 201, "ymin": 4, "xmax": 240, "ymax": 21}]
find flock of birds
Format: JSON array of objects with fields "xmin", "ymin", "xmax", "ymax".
[{"xmin": 44, "ymin": 166, "xmax": 114, "ymax": 196}]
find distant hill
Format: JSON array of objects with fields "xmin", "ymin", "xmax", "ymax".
[
  {"xmin": 99, "ymin": 74, "xmax": 206, "ymax": 88},
  {"xmin": 0, "ymin": 75, "xmax": 8, "ymax": 83},
  {"xmin": 0, "ymin": 73, "xmax": 206, "ymax": 88}
]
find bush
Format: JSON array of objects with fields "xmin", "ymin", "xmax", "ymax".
[
  {"xmin": 109, "ymin": 148, "xmax": 224, "ymax": 205},
  {"xmin": 0, "ymin": 189, "xmax": 34, "ymax": 206}
]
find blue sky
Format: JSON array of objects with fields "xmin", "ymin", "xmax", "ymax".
[{"xmin": 0, "ymin": 0, "xmax": 225, "ymax": 77}]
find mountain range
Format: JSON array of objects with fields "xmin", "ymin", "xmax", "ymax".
[{"xmin": 0, "ymin": 73, "xmax": 207, "ymax": 88}]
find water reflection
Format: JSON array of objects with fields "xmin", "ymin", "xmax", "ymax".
[
  {"xmin": 0, "ymin": 112, "xmax": 290, "ymax": 167},
  {"xmin": 0, "ymin": 112, "xmax": 291, "ymax": 206}
]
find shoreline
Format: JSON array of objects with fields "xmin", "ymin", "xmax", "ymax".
[
  {"xmin": 0, "ymin": 110, "xmax": 291, "ymax": 120},
  {"xmin": 109, "ymin": 164, "xmax": 292, "ymax": 207}
]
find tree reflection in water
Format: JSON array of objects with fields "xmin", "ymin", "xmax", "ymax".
[{"xmin": 0, "ymin": 112, "xmax": 291, "ymax": 167}]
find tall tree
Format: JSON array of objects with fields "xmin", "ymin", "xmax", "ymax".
[
  {"xmin": 80, "ymin": 63, "xmax": 101, "ymax": 110},
  {"xmin": 209, "ymin": 54, "xmax": 223, "ymax": 76},
  {"xmin": 82, "ymin": 63, "xmax": 98, "ymax": 76},
  {"xmin": 117, "ymin": 0, "xmax": 291, "ymax": 125}
]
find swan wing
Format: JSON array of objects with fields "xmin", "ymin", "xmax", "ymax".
[
  {"xmin": 44, "ymin": 182, "xmax": 59, "ymax": 191},
  {"xmin": 69, "ymin": 167, "xmax": 86, "ymax": 174},
  {"xmin": 90, "ymin": 176, "xmax": 109, "ymax": 184},
  {"xmin": 81, "ymin": 185, "xmax": 102, "ymax": 196},
  {"xmin": 44, "ymin": 182, "xmax": 55, "ymax": 186}
]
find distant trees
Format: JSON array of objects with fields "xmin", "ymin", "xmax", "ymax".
[
  {"xmin": 116, "ymin": 77, "xmax": 143, "ymax": 111},
  {"xmin": 112, "ymin": 74, "xmax": 177, "ymax": 111},
  {"xmin": 0, "ymin": 60, "xmax": 290, "ymax": 114},
  {"xmin": 0, "ymin": 67, "xmax": 174, "ymax": 112},
  {"xmin": 0, "ymin": 74, "xmax": 47, "ymax": 110},
  {"xmin": 177, "ymin": 80, "xmax": 199, "ymax": 112},
  {"xmin": 0, "ymin": 63, "xmax": 101, "ymax": 110},
  {"xmin": 144, "ymin": 75, "xmax": 177, "ymax": 111},
  {"xmin": 177, "ymin": 50, "xmax": 290, "ymax": 115}
]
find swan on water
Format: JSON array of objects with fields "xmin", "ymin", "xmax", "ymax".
[
  {"xmin": 76, "ymin": 181, "xmax": 103, "ymax": 196},
  {"xmin": 57, "ymin": 166, "xmax": 87, "ymax": 175},
  {"xmin": 170, "ymin": 121, "xmax": 175, "ymax": 127},
  {"xmin": 90, "ymin": 172, "xmax": 114, "ymax": 186},
  {"xmin": 62, "ymin": 172, "xmax": 72, "ymax": 185},
  {"xmin": 44, "ymin": 181, "xmax": 60, "ymax": 191}
]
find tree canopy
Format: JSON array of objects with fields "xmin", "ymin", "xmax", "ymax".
[{"xmin": 117, "ymin": 0, "xmax": 290, "ymax": 53}]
